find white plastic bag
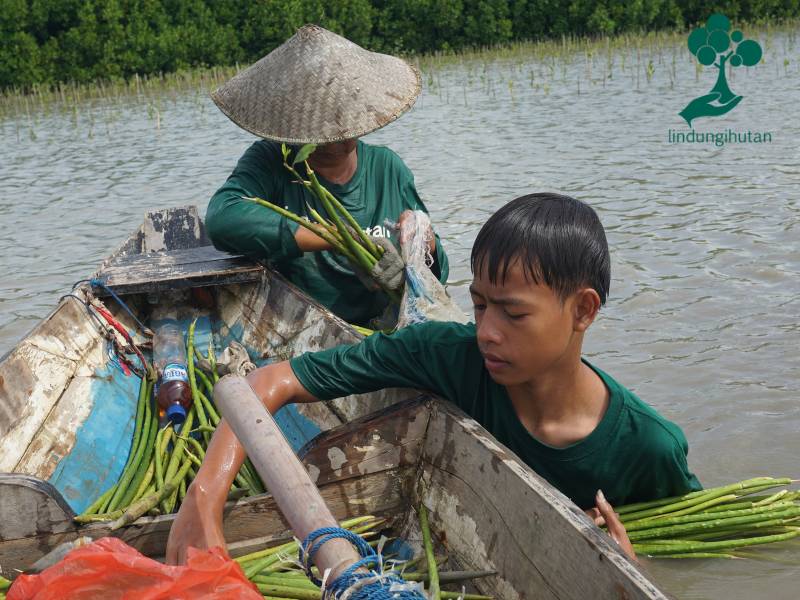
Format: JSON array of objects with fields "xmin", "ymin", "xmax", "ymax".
[{"xmin": 394, "ymin": 211, "xmax": 468, "ymax": 329}]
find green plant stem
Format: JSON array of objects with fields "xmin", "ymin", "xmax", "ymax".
[
  {"xmin": 188, "ymin": 319, "xmax": 209, "ymax": 432},
  {"xmin": 161, "ymin": 407, "xmax": 196, "ymax": 512},
  {"xmin": 633, "ymin": 529, "xmax": 800, "ymax": 555},
  {"xmin": 623, "ymin": 494, "xmax": 737, "ymax": 529},
  {"xmin": 617, "ymin": 478, "xmax": 783, "ymax": 516},
  {"xmin": 699, "ymin": 493, "xmax": 799, "ymax": 514},
  {"xmin": 679, "ymin": 524, "xmax": 799, "ymax": 542},
  {"xmin": 253, "ymin": 575, "xmax": 319, "ymax": 590},
  {"xmin": 306, "ymin": 204, "xmax": 341, "ymax": 239},
  {"xmin": 244, "ymin": 196, "xmax": 345, "ymax": 253},
  {"xmin": 107, "ymin": 378, "xmax": 154, "ymax": 512},
  {"xmin": 625, "ymin": 500, "xmax": 797, "ymax": 532},
  {"xmin": 119, "ymin": 386, "xmax": 158, "ymax": 508},
  {"xmin": 307, "ymin": 169, "xmax": 374, "ymax": 270},
  {"xmin": 628, "ymin": 508, "xmax": 800, "ymax": 542},
  {"xmin": 208, "ymin": 341, "xmax": 219, "ymax": 383},
  {"xmin": 192, "ymin": 362, "xmax": 216, "ymax": 400},
  {"xmin": 131, "ymin": 459, "xmax": 156, "ymax": 502},
  {"xmin": 197, "ymin": 389, "xmax": 220, "ymax": 425},
  {"xmin": 111, "ymin": 456, "xmax": 194, "ymax": 529},
  {"xmin": 418, "ymin": 503, "xmax": 441, "ymax": 600},
  {"xmin": 154, "ymin": 425, "xmax": 172, "ymax": 494},
  {"xmin": 655, "ymin": 552, "xmax": 739, "ymax": 559},
  {"xmin": 619, "ymin": 478, "xmax": 790, "ymax": 523},
  {"xmin": 321, "ymin": 188, "xmax": 381, "ymax": 259}
]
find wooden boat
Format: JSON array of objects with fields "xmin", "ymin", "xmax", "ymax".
[
  {"xmin": 0, "ymin": 398, "xmax": 668, "ymax": 599},
  {"xmin": 0, "ymin": 207, "xmax": 670, "ymax": 598}
]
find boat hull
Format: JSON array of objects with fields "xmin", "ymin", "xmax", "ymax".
[{"xmin": 0, "ymin": 398, "xmax": 670, "ymax": 599}]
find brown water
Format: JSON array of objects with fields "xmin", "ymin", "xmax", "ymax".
[{"xmin": 1, "ymin": 29, "xmax": 799, "ymax": 599}]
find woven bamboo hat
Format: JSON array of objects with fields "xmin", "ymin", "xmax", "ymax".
[{"xmin": 211, "ymin": 25, "xmax": 421, "ymax": 144}]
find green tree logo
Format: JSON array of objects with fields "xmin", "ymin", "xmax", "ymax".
[{"xmin": 679, "ymin": 13, "xmax": 762, "ymax": 126}]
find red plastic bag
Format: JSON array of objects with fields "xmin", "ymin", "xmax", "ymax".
[{"xmin": 8, "ymin": 537, "xmax": 262, "ymax": 600}]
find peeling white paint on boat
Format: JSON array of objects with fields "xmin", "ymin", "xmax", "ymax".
[
  {"xmin": 306, "ymin": 463, "xmax": 320, "ymax": 484},
  {"xmin": 425, "ymin": 482, "xmax": 520, "ymax": 600},
  {"xmin": 327, "ymin": 447, "xmax": 347, "ymax": 474}
]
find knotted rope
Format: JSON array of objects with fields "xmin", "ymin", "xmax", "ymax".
[{"xmin": 300, "ymin": 527, "xmax": 426, "ymax": 600}]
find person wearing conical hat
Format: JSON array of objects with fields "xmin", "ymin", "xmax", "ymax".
[{"xmin": 205, "ymin": 25, "xmax": 449, "ymax": 326}]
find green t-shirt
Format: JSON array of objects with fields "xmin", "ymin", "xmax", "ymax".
[
  {"xmin": 290, "ymin": 321, "xmax": 702, "ymax": 509},
  {"xmin": 206, "ymin": 140, "xmax": 449, "ymax": 325}
]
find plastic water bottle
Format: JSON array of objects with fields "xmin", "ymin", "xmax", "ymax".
[{"xmin": 153, "ymin": 321, "xmax": 192, "ymax": 425}]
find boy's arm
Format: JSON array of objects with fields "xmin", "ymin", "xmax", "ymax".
[
  {"xmin": 165, "ymin": 361, "xmax": 318, "ymax": 565},
  {"xmin": 166, "ymin": 324, "xmax": 445, "ymax": 564}
]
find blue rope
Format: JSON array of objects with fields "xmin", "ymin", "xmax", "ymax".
[
  {"xmin": 300, "ymin": 527, "xmax": 426, "ymax": 600},
  {"xmin": 72, "ymin": 278, "xmax": 150, "ymax": 335}
]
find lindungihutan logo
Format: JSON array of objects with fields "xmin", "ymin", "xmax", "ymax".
[{"xmin": 679, "ymin": 13, "xmax": 763, "ymax": 126}]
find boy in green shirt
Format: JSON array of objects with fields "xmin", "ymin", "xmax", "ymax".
[{"xmin": 167, "ymin": 192, "xmax": 700, "ymax": 564}]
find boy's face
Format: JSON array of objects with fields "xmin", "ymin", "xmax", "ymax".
[{"xmin": 469, "ymin": 261, "xmax": 598, "ymax": 387}]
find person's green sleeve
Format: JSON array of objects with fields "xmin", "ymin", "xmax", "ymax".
[
  {"xmin": 431, "ymin": 231, "xmax": 449, "ymax": 284},
  {"xmin": 205, "ymin": 146, "xmax": 302, "ymax": 263},
  {"xmin": 289, "ymin": 323, "xmax": 445, "ymax": 401}
]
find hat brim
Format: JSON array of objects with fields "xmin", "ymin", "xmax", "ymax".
[{"xmin": 211, "ymin": 25, "xmax": 422, "ymax": 144}]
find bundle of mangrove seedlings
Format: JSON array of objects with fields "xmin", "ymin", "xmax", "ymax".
[
  {"xmin": 243, "ymin": 144, "xmax": 399, "ymax": 302},
  {"xmin": 74, "ymin": 320, "xmax": 264, "ymax": 528},
  {"xmin": 237, "ymin": 513, "xmax": 495, "ymax": 600},
  {"xmin": 613, "ymin": 477, "xmax": 800, "ymax": 558}
]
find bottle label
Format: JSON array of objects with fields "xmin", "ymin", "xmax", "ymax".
[{"xmin": 162, "ymin": 363, "xmax": 189, "ymax": 383}]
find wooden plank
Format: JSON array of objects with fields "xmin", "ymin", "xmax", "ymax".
[
  {"xmin": 0, "ymin": 475, "xmax": 75, "ymax": 541},
  {"xmin": 105, "ymin": 245, "xmax": 247, "ymax": 268},
  {"xmin": 0, "ymin": 468, "xmax": 410, "ymax": 573},
  {"xmin": 420, "ymin": 402, "xmax": 671, "ymax": 600},
  {"xmin": 142, "ymin": 205, "xmax": 208, "ymax": 252},
  {"xmin": 299, "ymin": 397, "xmax": 430, "ymax": 485},
  {"xmin": 95, "ymin": 246, "xmax": 263, "ymax": 297}
]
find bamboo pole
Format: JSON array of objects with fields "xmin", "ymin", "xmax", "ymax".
[{"xmin": 213, "ymin": 376, "xmax": 362, "ymax": 582}]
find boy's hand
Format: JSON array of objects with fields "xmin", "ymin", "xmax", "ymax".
[
  {"xmin": 592, "ymin": 490, "xmax": 636, "ymax": 562},
  {"xmin": 166, "ymin": 482, "xmax": 227, "ymax": 565}
]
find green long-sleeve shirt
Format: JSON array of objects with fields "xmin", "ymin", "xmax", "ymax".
[{"xmin": 206, "ymin": 140, "xmax": 449, "ymax": 325}]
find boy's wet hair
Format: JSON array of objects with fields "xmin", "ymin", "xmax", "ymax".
[{"xmin": 470, "ymin": 193, "xmax": 611, "ymax": 305}]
